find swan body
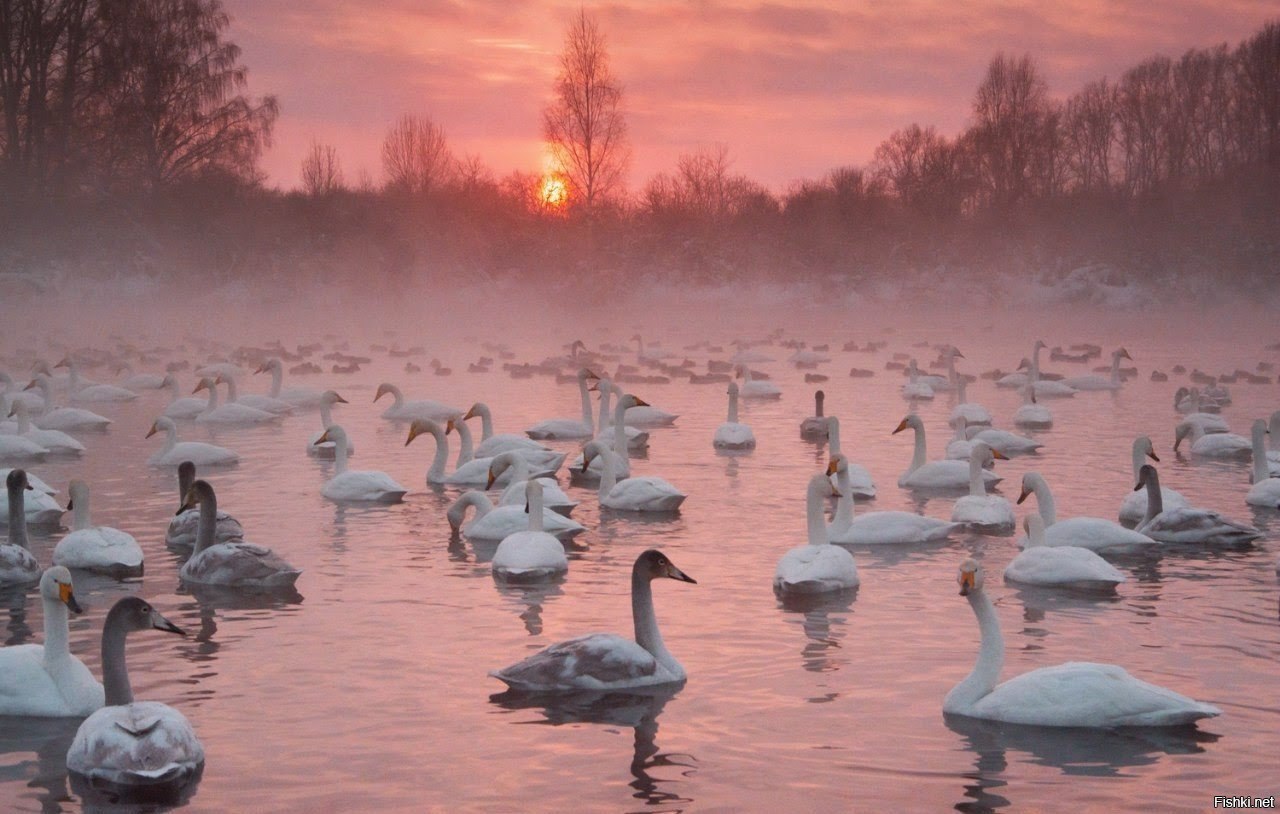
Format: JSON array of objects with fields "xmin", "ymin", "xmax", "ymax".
[
  {"xmin": 1012, "ymin": 386, "xmax": 1052, "ymax": 429},
  {"xmin": 1246, "ymin": 419, "xmax": 1280, "ymax": 507},
  {"xmin": 0, "ymin": 429, "xmax": 48, "ymax": 459},
  {"xmin": 583, "ymin": 440, "xmax": 686, "ymax": 512},
  {"xmin": 489, "ymin": 452, "xmax": 578, "ymax": 515},
  {"xmin": 0, "ymin": 466, "xmax": 64, "ymax": 528},
  {"xmin": 799, "ymin": 390, "xmax": 829, "ymax": 439},
  {"xmin": 775, "ymin": 472, "xmax": 859, "ymax": 594},
  {"xmin": 464, "ymin": 402, "xmax": 558, "ymax": 457},
  {"xmin": 447, "ymin": 491, "xmax": 584, "ymax": 541},
  {"xmin": 950, "ymin": 444, "xmax": 1015, "ymax": 534},
  {"xmin": 315, "ymin": 425, "xmax": 407, "ymax": 503},
  {"xmin": 894, "ymin": 414, "xmax": 1000, "ymax": 491},
  {"xmin": 1118, "ymin": 437, "xmax": 1187, "ymax": 526},
  {"xmin": 826, "ymin": 454, "xmax": 956, "ymax": 544},
  {"xmin": 166, "ymin": 461, "xmax": 243, "ymax": 547},
  {"xmin": 901, "ymin": 359, "xmax": 936, "ymax": 400},
  {"xmin": 26, "ymin": 376, "xmax": 111, "ymax": 430},
  {"xmin": 1061, "ymin": 348, "xmax": 1130, "ymax": 391},
  {"xmin": 53, "ymin": 480, "xmax": 145, "ymax": 575},
  {"xmin": 525, "ymin": 369, "xmax": 596, "ymax": 439},
  {"xmin": 1004, "ymin": 514, "xmax": 1125, "ymax": 590},
  {"xmin": 178, "ymin": 480, "xmax": 300, "ymax": 587},
  {"xmin": 945, "ymin": 559, "xmax": 1219, "ymax": 727},
  {"xmin": 193, "ymin": 377, "xmax": 278, "ymax": 425},
  {"xmin": 0, "ymin": 567, "xmax": 104, "ymax": 716},
  {"xmin": 1134, "ymin": 465, "xmax": 1259, "ymax": 546},
  {"xmin": 1175, "ymin": 422, "xmax": 1250, "ymax": 458},
  {"xmin": 160, "ymin": 374, "xmax": 207, "ymax": 419},
  {"xmin": 713, "ymin": 382, "xmax": 756, "ymax": 450},
  {"xmin": 65, "ymin": 597, "xmax": 204, "ymax": 789},
  {"xmin": 737, "ymin": 366, "xmax": 780, "ymax": 399},
  {"xmin": 256, "ymin": 358, "xmax": 325, "ymax": 408},
  {"xmin": 966, "ymin": 427, "xmax": 1043, "ymax": 456},
  {"xmin": 491, "ymin": 550, "xmax": 695, "ymax": 692},
  {"xmin": 221, "ymin": 374, "xmax": 293, "ymax": 415},
  {"xmin": 6, "ymin": 401, "xmax": 85, "ymax": 454},
  {"xmin": 825, "ymin": 416, "xmax": 875, "ymax": 498},
  {"xmin": 307, "ymin": 391, "xmax": 353, "ymax": 458},
  {"xmin": 491, "ymin": 481, "xmax": 569, "ymax": 583},
  {"xmin": 146, "ymin": 417, "xmax": 238, "ymax": 467},
  {"xmin": 1017, "ymin": 472, "xmax": 1157, "ymax": 553}
]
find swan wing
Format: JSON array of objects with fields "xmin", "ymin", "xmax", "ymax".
[{"xmin": 491, "ymin": 633, "xmax": 661, "ymax": 691}]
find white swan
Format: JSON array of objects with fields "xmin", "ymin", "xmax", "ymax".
[
  {"xmin": 901, "ymin": 359, "xmax": 935, "ymax": 400},
  {"xmin": 307, "ymin": 391, "xmax": 353, "ymax": 458},
  {"xmin": 25, "ymin": 375, "xmax": 111, "ymax": 431},
  {"xmin": 894, "ymin": 414, "xmax": 1000, "ymax": 491},
  {"xmin": 799, "ymin": 389, "xmax": 829, "ymax": 439},
  {"xmin": 1174, "ymin": 388, "xmax": 1229, "ymax": 434},
  {"xmin": 177, "ymin": 480, "xmax": 301, "ymax": 587},
  {"xmin": 375, "ymin": 382, "xmax": 460, "ymax": 422},
  {"xmin": 525, "ymin": 369, "xmax": 596, "ymax": 439},
  {"xmin": 591, "ymin": 380, "xmax": 651, "ymax": 450},
  {"xmin": 775, "ymin": 472, "xmax": 859, "ymax": 594},
  {"xmin": 950, "ymin": 444, "xmax": 1015, "ymax": 533},
  {"xmin": 65, "ymin": 597, "xmax": 204, "ymax": 788},
  {"xmin": 491, "ymin": 481, "xmax": 569, "ymax": 583},
  {"xmin": 193, "ymin": 377, "xmax": 278, "ymax": 425},
  {"xmin": 1118, "ymin": 437, "xmax": 1188, "ymax": 526},
  {"xmin": 1025, "ymin": 340, "xmax": 1077, "ymax": 398},
  {"xmin": 828, "ymin": 454, "xmax": 957, "ymax": 544},
  {"xmin": 1012, "ymin": 385, "xmax": 1052, "ymax": 429},
  {"xmin": 6, "ymin": 401, "xmax": 84, "ymax": 454},
  {"xmin": 0, "ymin": 566, "xmax": 104, "ymax": 716},
  {"xmin": 447, "ymin": 490, "xmax": 585, "ymax": 541},
  {"xmin": 1062, "ymin": 348, "xmax": 1131, "ymax": 391},
  {"xmin": 737, "ymin": 365, "xmax": 781, "ymax": 399},
  {"xmin": 58, "ymin": 359, "xmax": 137, "ymax": 403},
  {"xmin": 255, "ymin": 358, "xmax": 325, "ymax": 408},
  {"xmin": 582, "ymin": 440, "xmax": 686, "ymax": 512},
  {"xmin": 945, "ymin": 417, "xmax": 977, "ymax": 461},
  {"xmin": 0, "ymin": 371, "xmax": 44, "ymax": 411},
  {"xmin": 488, "ymin": 452, "xmax": 578, "ymax": 514},
  {"xmin": 713, "ymin": 382, "xmax": 756, "ymax": 450},
  {"xmin": 0, "ymin": 419, "xmax": 48, "ymax": 459},
  {"xmin": 314, "ymin": 425, "xmax": 407, "ymax": 503},
  {"xmin": 1174, "ymin": 421, "xmax": 1250, "ymax": 458},
  {"xmin": 572, "ymin": 391, "xmax": 646, "ymax": 480},
  {"xmin": 948, "ymin": 379, "xmax": 992, "ymax": 427},
  {"xmin": 464, "ymin": 402, "xmax": 557, "ymax": 458},
  {"xmin": 1016, "ymin": 472, "xmax": 1157, "ymax": 553},
  {"xmin": 166, "ymin": 461, "xmax": 243, "ymax": 547},
  {"xmin": 53, "ymin": 480, "xmax": 145, "ymax": 575},
  {"xmin": 1246, "ymin": 419, "xmax": 1280, "ymax": 507},
  {"xmin": 405, "ymin": 420, "xmax": 553, "ymax": 487},
  {"xmin": 1004, "ymin": 514, "xmax": 1126, "ymax": 591},
  {"xmin": 945, "ymin": 558, "xmax": 1219, "ymax": 727},
  {"xmin": 220, "ymin": 373, "xmax": 293, "ymax": 415},
  {"xmin": 1134, "ymin": 465, "xmax": 1260, "ymax": 546},
  {"xmin": 490, "ymin": 549, "xmax": 696, "ymax": 691},
  {"xmin": 146, "ymin": 416, "xmax": 238, "ymax": 467},
  {"xmin": 159, "ymin": 374, "xmax": 207, "ymax": 419},
  {"xmin": 825, "ymin": 416, "xmax": 875, "ymax": 498},
  {"xmin": 0, "ymin": 466, "xmax": 64, "ymax": 529},
  {"xmin": 1, "ymin": 470, "xmax": 42, "ymax": 585},
  {"xmin": 452, "ymin": 413, "xmax": 564, "ymax": 474},
  {"xmin": 966, "ymin": 425, "xmax": 1044, "ymax": 456}
]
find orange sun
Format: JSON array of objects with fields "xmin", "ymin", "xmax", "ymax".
[{"xmin": 539, "ymin": 175, "xmax": 568, "ymax": 209}]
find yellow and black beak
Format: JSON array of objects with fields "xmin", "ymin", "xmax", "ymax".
[
  {"xmin": 314, "ymin": 429, "xmax": 331, "ymax": 445},
  {"xmin": 1016, "ymin": 487, "xmax": 1031, "ymax": 505},
  {"xmin": 892, "ymin": 418, "xmax": 910, "ymax": 434},
  {"xmin": 991, "ymin": 449, "xmax": 1008, "ymax": 460},
  {"xmin": 959, "ymin": 570, "xmax": 976, "ymax": 596},
  {"xmin": 1147, "ymin": 450, "xmax": 1160, "ymax": 462},
  {"xmin": 825, "ymin": 459, "xmax": 839, "ymax": 476},
  {"xmin": 144, "ymin": 423, "xmax": 158, "ymax": 439},
  {"xmin": 59, "ymin": 582, "xmax": 83, "ymax": 614}
]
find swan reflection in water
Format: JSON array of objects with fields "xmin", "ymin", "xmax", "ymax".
[
  {"xmin": 493, "ymin": 580, "xmax": 565, "ymax": 636},
  {"xmin": 0, "ymin": 716, "xmax": 81, "ymax": 812},
  {"xmin": 490, "ymin": 685, "xmax": 696, "ymax": 809},
  {"xmin": 946, "ymin": 714, "xmax": 1218, "ymax": 813},
  {"xmin": 776, "ymin": 590, "xmax": 857, "ymax": 676}
]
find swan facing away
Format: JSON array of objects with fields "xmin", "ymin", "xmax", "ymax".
[
  {"xmin": 66, "ymin": 597, "xmax": 204, "ymax": 791},
  {"xmin": 1134, "ymin": 465, "xmax": 1259, "ymax": 547},
  {"xmin": 799, "ymin": 390, "xmax": 828, "ymax": 439},
  {"xmin": 0, "ymin": 566, "xmax": 105, "ymax": 716},
  {"xmin": 774, "ymin": 472, "xmax": 859, "ymax": 595},
  {"xmin": 713, "ymin": 382, "xmax": 756, "ymax": 450},
  {"xmin": 950, "ymin": 444, "xmax": 1015, "ymax": 534},
  {"xmin": 177, "ymin": 480, "xmax": 300, "ymax": 588},
  {"xmin": 491, "ymin": 481, "xmax": 569, "ymax": 583},
  {"xmin": 53, "ymin": 480, "xmax": 145, "ymax": 575},
  {"xmin": 490, "ymin": 549, "xmax": 696, "ymax": 692},
  {"xmin": 1004, "ymin": 514, "xmax": 1125, "ymax": 591},
  {"xmin": 314, "ymin": 425, "xmax": 407, "ymax": 503},
  {"xmin": 945, "ymin": 559, "xmax": 1219, "ymax": 727}
]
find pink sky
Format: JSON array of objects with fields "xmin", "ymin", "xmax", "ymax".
[{"xmin": 224, "ymin": 0, "xmax": 1277, "ymax": 193}]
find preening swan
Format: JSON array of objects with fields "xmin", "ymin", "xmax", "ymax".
[
  {"xmin": 53, "ymin": 480, "xmax": 145, "ymax": 575},
  {"xmin": 894, "ymin": 414, "xmax": 1000, "ymax": 491},
  {"xmin": 799, "ymin": 390, "xmax": 828, "ymax": 439},
  {"xmin": 966, "ymin": 425, "xmax": 1043, "ymax": 456},
  {"xmin": 525, "ymin": 369, "xmax": 596, "ymax": 439},
  {"xmin": 447, "ymin": 490, "xmax": 585, "ymax": 541},
  {"xmin": 1, "ymin": 466, "xmax": 63, "ymax": 532},
  {"xmin": 1003, "ymin": 514, "xmax": 1125, "ymax": 591},
  {"xmin": 582, "ymin": 441, "xmax": 686, "ymax": 512},
  {"xmin": 0, "ymin": 566, "xmax": 104, "ymax": 716},
  {"xmin": 314, "ymin": 425, "xmax": 407, "ymax": 503},
  {"xmin": 1245, "ymin": 419, "xmax": 1280, "ymax": 507},
  {"xmin": 774, "ymin": 472, "xmax": 858, "ymax": 594},
  {"xmin": 308, "ymin": 391, "xmax": 353, "ymax": 458},
  {"xmin": 166, "ymin": 461, "xmax": 243, "ymax": 547},
  {"xmin": 1118, "ymin": 436, "xmax": 1187, "ymax": 526},
  {"xmin": 1134, "ymin": 465, "xmax": 1259, "ymax": 546},
  {"xmin": 491, "ymin": 481, "xmax": 569, "ymax": 583},
  {"xmin": 713, "ymin": 382, "xmax": 756, "ymax": 450},
  {"xmin": 828, "ymin": 454, "xmax": 957, "ymax": 544},
  {"xmin": 950, "ymin": 444, "xmax": 1015, "ymax": 534},
  {"xmin": 1016, "ymin": 472, "xmax": 1157, "ymax": 553},
  {"xmin": 944, "ymin": 559, "xmax": 1218, "ymax": 727},
  {"xmin": 65, "ymin": 597, "xmax": 204, "ymax": 789},
  {"xmin": 490, "ymin": 549, "xmax": 695, "ymax": 691},
  {"xmin": 177, "ymin": 480, "xmax": 301, "ymax": 587},
  {"xmin": 375, "ymin": 382, "xmax": 460, "ymax": 422},
  {"xmin": 146, "ymin": 416, "xmax": 239, "ymax": 467}
]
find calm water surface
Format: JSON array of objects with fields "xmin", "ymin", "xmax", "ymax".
[{"xmin": 0, "ymin": 302, "xmax": 1277, "ymax": 813}]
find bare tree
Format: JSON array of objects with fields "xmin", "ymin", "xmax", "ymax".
[
  {"xmin": 1236, "ymin": 21, "xmax": 1280, "ymax": 166},
  {"xmin": 381, "ymin": 113, "xmax": 453, "ymax": 196},
  {"xmin": 300, "ymin": 139, "xmax": 343, "ymax": 196},
  {"xmin": 1116, "ymin": 56, "xmax": 1173, "ymax": 194},
  {"xmin": 1063, "ymin": 79, "xmax": 1117, "ymax": 193},
  {"xmin": 970, "ymin": 53, "xmax": 1051, "ymax": 208},
  {"xmin": 543, "ymin": 8, "xmax": 628, "ymax": 213}
]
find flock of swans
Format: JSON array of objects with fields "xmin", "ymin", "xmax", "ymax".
[{"xmin": 1, "ymin": 330, "xmax": 1277, "ymax": 803}]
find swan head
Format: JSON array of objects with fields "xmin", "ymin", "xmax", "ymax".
[
  {"xmin": 1015, "ymin": 357, "xmax": 1031, "ymax": 372},
  {"xmin": 957, "ymin": 558, "xmax": 983, "ymax": 596},
  {"xmin": 619, "ymin": 394, "xmax": 649, "ymax": 410},
  {"xmin": 486, "ymin": 452, "xmax": 520, "ymax": 489},
  {"xmin": 1134, "ymin": 463, "xmax": 1159, "ymax": 491},
  {"xmin": 192, "ymin": 376, "xmax": 216, "ymax": 394},
  {"xmin": 580, "ymin": 441, "xmax": 606, "ymax": 473},
  {"xmin": 213, "ymin": 373, "xmax": 232, "ymax": 385},
  {"xmin": 727, "ymin": 381, "xmax": 739, "ymax": 397},
  {"xmin": 972, "ymin": 442, "xmax": 1006, "ymax": 464},
  {"xmin": 636, "ymin": 549, "xmax": 697, "ymax": 585},
  {"xmin": 253, "ymin": 358, "xmax": 282, "ymax": 374},
  {"xmin": 1015, "ymin": 472, "xmax": 1040, "ymax": 504},
  {"xmin": 444, "ymin": 418, "xmax": 457, "ymax": 435},
  {"xmin": 810, "ymin": 469, "xmax": 841, "ymax": 499},
  {"xmin": 1115, "ymin": 347, "xmax": 1132, "ymax": 360},
  {"xmin": 40, "ymin": 566, "xmax": 83, "ymax": 613},
  {"xmin": 825, "ymin": 454, "xmax": 847, "ymax": 477},
  {"xmin": 145, "ymin": 416, "xmax": 177, "ymax": 438},
  {"xmin": 1173, "ymin": 422, "xmax": 1193, "ymax": 452},
  {"xmin": 315, "ymin": 424, "xmax": 346, "ymax": 446},
  {"xmin": 65, "ymin": 479, "xmax": 89, "ymax": 512},
  {"xmin": 6, "ymin": 468, "xmax": 32, "ymax": 493},
  {"xmin": 107, "ymin": 596, "xmax": 186, "ymax": 638},
  {"xmin": 320, "ymin": 390, "xmax": 347, "ymax": 406},
  {"xmin": 177, "ymin": 479, "xmax": 216, "ymax": 514},
  {"xmin": 404, "ymin": 419, "xmax": 441, "ymax": 447},
  {"xmin": 53, "ymin": 357, "xmax": 71, "ymax": 370},
  {"xmin": 576, "ymin": 368, "xmax": 598, "ymax": 383},
  {"xmin": 22, "ymin": 373, "xmax": 49, "ymax": 392},
  {"xmin": 1135, "ymin": 436, "xmax": 1158, "ymax": 462},
  {"xmin": 1033, "ymin": 339, "xmax": 1047, "ymax": 351},
  {"xmin": 892, "ymin": 415, "xmax": 920, "ymax": 435},
  {"xmin": 374, "ymin": 383, "xmax": 398, "ymax": 403},
  {"xmin": 462, "ymin": 403, "xmax": 484, "ymax": 421}
]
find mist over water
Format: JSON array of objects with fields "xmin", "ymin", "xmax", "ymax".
[{"xmin": 0, "ymin": 277, "xmax": 1277, "ymax": 812}]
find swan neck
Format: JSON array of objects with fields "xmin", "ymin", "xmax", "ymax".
[
  {"xmin": 477, "ymin": 405, "xmax": 494, "ymax": 440},
  {"xmin": 948, "ymin": 588, "xmax": 1003, "ymax": 712},
  {"xmin": 1131, "ymin": 441, "xmax": 1144, "ymax": 479},
  {"xmin": 193, "ymin": 492, "xmax": 217, "ymax": 555},
  {"xmin": 16, "ymin": 405, "xmax": 30, "ymax": 434},
  {"xmin": 579, "ymin": 376, "xmax": 594, "ymax": 434},
  {"xmin": 1031, "ymin": 477, "xmax": 1056, "ymax": 526},
  {"xmin": 224, "ymin": 377, "xmax": 238, "ymax": 402},
  {"xmin": 527, "ymin": 486, "xmax": 544, "ymax": 532},
  {"xmin": 100, "ymin": 607, "xmax": 135, "ymax": 706},
  {"xmin": 814, "ymin": 391, "xmax": 824, "ymax": 417},
  {"xmin": 807, "ymin": 481, "xmax": 830, "ymax": 545},
  {"xmin": 269, "ymin": 365, "xmax": 283, "ymax": 397},
  {"xmin": 163, "ymin": 422, "xmax": 178, "ymax": 455},
  {"xmin": 454, "ymin": 420, "xmax": 474, "ymax": 467},
  {"xmin": 177, "ymin": 466, "xmax": 194, "ymax": 507},
  {"xmin": 167, "ymin": 377, "xmax": 180, "ymax": 400},
  {"xmin": 968, "ymin": 454, "xmax": 985, "ymax": 497},
  {"xmin": 318, "ymin": 401, "xmax": 333, "ymax": 430},
  {"xmin": 204, "ymin": 384, "xmax": 219, "ymax": 410},
  {"xmin": 831, "ymin": 466, "xmax": 854, "ymax": 534},
  {"xmin": 1252, "ymin": 424, "xmax": 1269, "ymax": 483},
  {"xmin": 632, "ymin": 570, "xmax": 673, "ymax": 669},
  {"xmin": 612, "ymin": 400, "xmax": 630, "ymax": 468},
  {"xmin": 1110, "ymin": 352, "xmax": 1122, "ymax": 383},
  {"xmin": 72, "ymin": 489, "xmax": 91, "ymax": 531},
  {"xmin": 427, "ymin": 427, "xmax": 448, "ymax": 481},
  {"xmin": 910, "ymin": 423, "xmax": 927, "ymax": 473},
  {"xmin": 1030, "ymin": 343, "xmax": 1043, "ymax": 381},
  {"xmin": 598, "ymin": 449, "xmax": 618, "ymax": 498},
  {"xmin": 597, "ymin": 386, "xmax": 612, "ymax": 430},
  {"xmin": 827, "ymin": 418, "xmax": 841, "ymax": 456},
  {"xmin": 447, "ymin": 491, "xmax": 491, "ymax": 529},
  {"xmin": 6, "ymin": 481, "xmax": 28, "ymax": 549},
  {"xmin": 333, "ymin": 430, "xmax": 349, "ymax": 475},
  {"xmin": 42, "ymin": 593, "xmax": 71, "ymax": 666},
  {"xmin": 1140, "ymin": 473, "xmax": 1163, "ymax": 526},
  {"xmin": 727, "ymin": 388, "xmax": 739, "ymax": 423}
]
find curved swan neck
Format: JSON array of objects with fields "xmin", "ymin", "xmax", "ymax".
[
  {"xmin": 223, "ymin": 377, "xmax": 239, "ymax": 402},
  {"xmin": 910, "ymin": 422, "xmax": 928, "ymax": 473},
  {"xmin": 333, "ymin": 428, "xmax": 350, "ymax": 475},
  {"xmin": 1252, "ymin": 421, "xmax": 1269, "ymax": 484},
  {"xmin": 453, "ymin": 420, "xmax": 474, "ymax": 467},
  {"xmin": 6, "ymin": 480, "xmax": 29, "ymax": 549},
  {"xmin": 193, "ymin": 492, "xmax": 217, "ymax": 556},
  {"xmin": 318, "ymin": 400, "xmax": 333, "ymax": 430},
  {"xmin": 447, "ymin": 491, "xmax": 491, "ymax": 529},
  {"xmin": 475, "ymin": 404, "xmax": 494, "ymax": 440},
  {"xmin": 1140, "ymin": 470, "xmax": 1163, "ymax": 526},
  {"xmin": 100, "ymin": 606, "xmax": 135, "ymax": 706},
  {"xmin": 1028, "ymin": 476, "xmax": 1057, "ymax": 526},
  {"xmin": 631, "ymin": 569, "xmax": 672, "ymax": 668},
  {"xmin": 41, "ymin": 592, "xmax": 71, "ymax": 667},
  {"xmin": 949, "ymin": 587, "xmax": 1004, "ymax": 711},
  {"xmin": 203, "ymin": 383, "xmax": 219, "ymax": 410}
]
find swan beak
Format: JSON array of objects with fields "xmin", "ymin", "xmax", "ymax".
[
  {"xmin": 58, "ymin": 582, "xmax": 83, "ymax": 614},
  {"xmin": 991, "ymin": 449, "xmax": 1008, "ymax": 460},
  {"xmin": 485, "ymin": 472, "xmax": 497, "ymax": 490},
  {"xmin": 22, "ymin": 380, "xmax": 37, "ymax": 391},
  {"xmin": 1133, "ymin": 480, "xmax": 1143, "ymax": 492},
  {"xmin": 1147, "ymin": 450, "xmax": 1160, "ymax": 462},
  {"xmin": 65, "ymin": 498, "xmax": 74, "ymax": 511},
  {"xmin": 462, "ymin": 405, "xmax": 476, "ymax": 420},
  {"xmin": 445, "ymin": 419, "xmax": 455, "ymax": 435},
  {"xmin": 959, "ymin": 570, "xmax": 976, "ymax": 596},
  {"xmin": 315, "ymin": 429, "xmax": 331, "ymax": 445},
  {"xmin": 151, "ymin": 610, "xmax": 186, "ymax": 637},
  {"xmin": 1119, "ymin": 348, "xmax": 1131, "ymax": 360},
  {"xmin": 145, "ymin": 423, "xmax": 158, "ymax": 439},
  {"xmin": 953, "ymin": 349, "xmax": 965, "ymax": 359},
  {"xmin": 524, "ymin": 500, "xmax": 530, "ymax": 514},
  {"xmin": 891, "ymin": 418, "xmax": 909, "ymax": 434},
  {"xmin": 583, "ymin": 369, "xmax": 599, "ymax": 379},
  {"xmin": 253, "ymin": 363, "xmax": 266, "ymax": 374},
  {"xmin": 1016, "ymin": 487, "xmax": 1031, "ymax": 505},
  {"xmin": 54, "ymin": 358, "xmax": 69, "ymax": 369},
  {"xmin": 335, "ymin": 394, "xmax": 348, "ymax": 404},
  {"xmin": 667, "ymin": 564, "xmax": 697, "ymax": 584},
  {"xmin": 6, "ymin": 407, "xmax": 15, "ymax": 418},
  {"xmin": 177, "ymin": 487, "xmax": 198, "ymax": 514},
  {"xmin": 374, "ymin": 384, "xmax": 390, "ymax": 402},
  {"xmin": 633, "ymin": 397, "xmax": 650, "ymax": 407},
  {"xmin": 825, "ymin": 458, "xmax": 839, "ymax": 476},
  {"xmin": 405, "ymin": 424, "xmax": 422, "ymax": 446}
]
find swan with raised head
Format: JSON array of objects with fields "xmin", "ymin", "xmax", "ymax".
[
  {"xmin": 177, "ymin": 480, "xmax": 300, "ymax": 587},
  {"xmin": 894, "ymin": 414, "xmax": 1000, "ymax": 491},
  {"xmin": 1012, "ymin": 385, "xmax": 1052, "ymax": 429},
  {"xmin": 828, "ymin": 454, "xmax": 957, "ymax": 544},
  {"xmin": 582, "ymin": 440, "xmax": 686, "ymax": 512},
  {"xmin": 0, "ymin": 371, "xmax": 44, "ymax": 411},
  {"xmin": 166, "ymin": 461, "xmax": 243, "ymax": 547},
  {"xmin": 945, "ymin": 559, "xmax": 1218, "ymax": 727},
  {"xmin": 146, "ymin": 416, "xmax": 238, "ymax": 467},
  {"xmin": 1118, "ymin": 437, "xmax": 1188, "ymax": 526},
  {"xmin": 614, "ymin": 379, "xmax": 678, "ymax": 427},
  {"xmin": 53, "ymin": 481, "xmax": 144, "ymax": 575},
  {"xmin": 447, "ymin": 490, "xmax": 584, "ymax": 541},
  {"xmin": 308, "ymin": 391, "xmax": 353, "ymax": 458},
  {"xmin": 825, "ymin": 416, "xmax": 875, "ymax": 498},
  {"xmin": 1062, "ymin": 348, "xmax": 1131, "ymax": 391},
  {"xmin": 0, "ymin": 466, "xmax": 63, "ymax": 529},
  {"xmin": 799, "ymin": 390, "xmax": 829, "ymax": 439},
  {"xmin": 1134, "ymin": 465, "xmax": 1259, "ymax": 546},
  {"xmin": 1174, "ymin": 421, "xmax": 1250, "ymax": 458},
  {"xmin": 314, "ymin": 425, "xmax": 407, "ymax": 503},
  {"xmin": 58, "ymin": 359, "xmax": 137, "ymax": 403},
  {"xmin": 1016, "ymin": 472, "xmax": 1157, "ymax": 553},
  {"xmin": 219, "ymin": 373, "xmax": 293, "ymax": 415},
  {"xmin": 65, "ymin": 597, "xmax": 203, "ymax": 789},
  {"xmin": 463, "ymin": 402, "xmax": 558, "ymax": 457},
  {"xmin": 1025, "ymin": 340, "xmax": 1077, "ymax": 398},
  {"xmin": 6, "ymin": 401, "xmax": 84, "ymax": 454},
  {"xmin": 737, "ymin": 366, "xmax": 781, "ymax": 399},
  {"xmin": 491, "ymin": 481, "xmax": 569, "ymax": 583},
  {"xmin": 950, "ymin": 444, "xmax": 1015, "ymax": 534},
  {"xmin": 375, "ymin": 382, "xmax": 460, "ymax": 422},
  {"xmin": 713, "ymin": 382, "xmax": 756, "ymax": 450},
  {"xmin": 158, "ymin": 374, "xmax": 207, "ymax": 419},
  {"xmin": 25, "ymin": 375, "xmax": 111, "ymax": 431},
  {"xmin": 572, "ymin": 392, "xmax": 648, "ymax": 479},
  {"xmin": 1246, "ymin": 419, "xmax": 1280, "ymax": 506},
  {"xmin": 255, "ymin": 358, "xmax": 325, "ymax": 408},
  {"xmin": 775, "ymin": 472, "xmax": 859, "ymax": 594},
  {"xmin": 591, "ymin": 380, "xmax": 650, "ymax": 450},
  {"xmin": 948, "ymin": 379, "xmax": 992, "ymax": 428},
  {"xmin": 525, "ymin": 369, "xmax": 596, "ymax": 439},
  {"xmin": 487, "ymin": 452, "xmax": 578, "ymax": 515},
  {"xmin": 1004, "ymin": 514, "xmax": 1125, "ymax": 590},
  {"xmin": 901, "ymin": 359, "xmax": 935, "ymax": 400},
  {"xmin": 192, "ymin": 377, "xmax": 278, "ymax": 425},
  {"xmin": 0, "ymin": 566, "xmax": 104, "ymax": 716},
  {"xmin": 490, "ymin": 549, "xmax": 695, "ymax": 691}
]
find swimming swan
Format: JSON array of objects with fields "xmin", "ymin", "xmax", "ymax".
[
  {"xmin": 1016, "ymin": 472, "xmax": 1157, "ymax": 553},
  {"xmin": 949, "ymin": 444, "xmax": 1015, "ymax": 534},
  {"xmin": 166, "ymin": 461, "xmax": 243, "ymax": 547},
  {"xmin": 1134, "ymin": 465, "xmax": 1259, "ymax": 546},
  {"xmin": 53, "ymin": 480, "xmax": 145, "ymax": 575},
  {"xmin": 828, "ymin": 454, "xmax": 958, "ymax": 544},
  {"xmin": 177, "ymin": 480, "xmax": 300, "ymax": 587},
  {"xmin": 713, "ymin": 381, "xmax": 756, "ymax": 450},
  {"xmin": 582, "ymin": 441, "xmax": 686, "ymax": 513},
  {"xmin": 894, "ymin": 414, "xmax": 1000, "ymax": 491},
  {"xmin": 491, "ymin": 480, "xmax": 569, "ymax": 583},
  {"xmin": 775, "ymin": 472, "xmax": 859, "ymax": 594},
  {"xmin": 447, "ymin": 490, "xmax": 585, "ymax": 541},
  {"xmin": 1003, "ymin": 514, "xmax": 1125, "ymax": 591},
  {"xmin": 146, "ymin": 417, "xmax": 238, "ymax": 467},
  {"xmin": 314, "ymin": 425, "xmax": 407, "ymax": 503}
]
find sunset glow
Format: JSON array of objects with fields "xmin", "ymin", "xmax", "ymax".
[{"xmin": 540, "ymin": 175, "xmax": 568, "ymax": 209}]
